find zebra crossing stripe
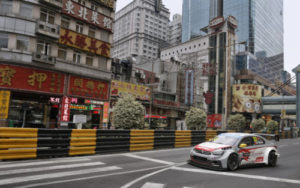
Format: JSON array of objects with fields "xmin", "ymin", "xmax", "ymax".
[
  {"xmin": 0, "ymin": 162, "xmax": 105, "ymax": 176},
  {"xmin": 0, "ymin": 157, "xmax": 91, "ymax": 169},
  {"xmin": 141, "ymin": 182, "xmax": 165, "ymax": 188},
  {"xmin": 0, "ymin": 166, "xmax": 121, "ymax": 186}
]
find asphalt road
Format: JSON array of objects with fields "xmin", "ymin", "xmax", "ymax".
[{"xmin": 0, "ymin": 138, "xmax": 300, "ymax": 188}]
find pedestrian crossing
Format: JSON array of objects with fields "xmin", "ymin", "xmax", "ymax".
[{"xmin": 0, "ymin": 157, "xmax": 122, "ymax": 187}]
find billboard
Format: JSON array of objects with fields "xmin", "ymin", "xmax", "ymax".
[
  {"xmin": 207, "ymin": 114, "xmax": 222, "ymax": 128},
  {"xmin": 232, "ymin": 84, "xmax": 262, "ymax": 113},
  {"xmin": 110, "ymin": 80, "xmax": 151, "ymax": 101}
]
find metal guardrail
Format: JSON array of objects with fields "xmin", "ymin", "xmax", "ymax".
[{"xmin": 0, "ymin": 128, "xmax": 295, "ymax": 160}]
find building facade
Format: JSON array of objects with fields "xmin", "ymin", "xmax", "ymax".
[
  {"xmin": 112, "ymin": 0, "xmax": 170, "ymax": 60},
  {"xmin": 182, "ymin": 0, "xmax": 284, "ymax": 58},
  {"xmin": 0, "ymin": 0, "xmax": 115, "ymax": 129},
  {"xmin": 168, "ymin": 14, "xmax": 182, "ymax": 46}
]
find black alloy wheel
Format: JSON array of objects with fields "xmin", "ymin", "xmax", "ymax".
[
  {"xmin": 268, "ymin": 151, "xmax": 277, "ymax": 167},
  {"xmin": 227, "ymin": 154, "xmax": 239, "ymax": 171}
]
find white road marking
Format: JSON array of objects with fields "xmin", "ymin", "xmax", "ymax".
[
  {"xmin": 172, "ymin": 167, "xmax": 300, "ymax": 185},
  {"xmin": 0, "ymin": 166, "xmax": 121, "ymax": 186},
  {"xmin": 141, "ymin": 182, "xmax": 165, "ymax": 188},
  {"xmin": 18, "ymin": 166, "xmax": 169, "ymax": 188},
  {"xmin": 279, "ymin": 145, "xmax": 288, "ymax": 147},
  {"xmin": 0, "ymin": 158, "xmax": 91, "ymax": 169},
  {"xmin": 0, "ymin": 162, "xmax": 105, "ymax": 176},
  {"xmin": 123, "ymin": 154, "xmax": 175, "ymax": 165}
]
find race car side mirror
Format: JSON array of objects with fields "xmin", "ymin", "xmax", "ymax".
[{"xmin": 239, "ymin": 143, "xmax": 247, "ymax": 148}]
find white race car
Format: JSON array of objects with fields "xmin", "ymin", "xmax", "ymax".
[{"xmin": 188, "ymin": 133, "xmax": 279, "ymax": 171}]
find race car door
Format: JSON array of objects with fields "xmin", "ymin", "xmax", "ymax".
[{"xmin": 238, "ymin": 136, "xmax": 255, "ymax": 165}]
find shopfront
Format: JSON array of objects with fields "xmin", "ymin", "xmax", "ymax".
[{"xmin": 0, "ymin": 64, "xmax": 109, "ymax": 129}]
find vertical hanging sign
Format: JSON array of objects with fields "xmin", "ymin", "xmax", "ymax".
[
  {"xmin": 0, "ymin": 90, "xmax": 11, "ymax": 119},
  {"xmin": 103, "ymin": 102, "xmax": 109, "ymax": 123},
  {"xmin": 60, "ymin": 96, "xmax": 71, "ymax": 122}
]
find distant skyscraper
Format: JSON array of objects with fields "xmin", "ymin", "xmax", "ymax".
[
  {"xmin": 182, "ymin": 0, "xmax": 210, "ymax": 42},
  {"xmin": 112, "ymin": 0, "xmax": 170, "ymax": 60},
  {"xmin": 168, "ymin": 14, "xmax": 182, "ymax": 45},
  {"xmin": 182, "ymin": 0, "xmax": 283, "ymax": 57}
]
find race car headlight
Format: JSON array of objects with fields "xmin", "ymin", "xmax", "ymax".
[{"xmin": 212, "ymin": 149, "xmax": 224, "ymax": 156}]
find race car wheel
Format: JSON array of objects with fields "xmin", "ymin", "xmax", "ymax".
[
  {"xmin": 268, "ymin": 151, "xmax": 277, "ymax": 167},
  {"xmin": 227, "ymin": 154, "xmax": 239, "ymax": 171}
]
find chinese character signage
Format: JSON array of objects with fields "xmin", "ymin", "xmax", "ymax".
[
  {"xmin": 207, "ymin": 114, "xmax": 222, "ymax": 128},
  {"xmin": 111, "ymin": 80, "xmax": 151, "ymax": 101},
  {"xmin": 68, "ymin": 76, "xmax": 109, "ymax": 100},
  {"xmin": 59, "ymin": 28, "xmax": 111, "ymax": 58},
  {"xmin": 232, "ymin": 84, "xmax": 262, "ymax": 113},
  {"xmin": 60, "ymin": 96, "xmax": 71, "ymax": 122},
  {"xmin": 103, "ymin": 102, "xmax": 109, "ymax": 123},
  {"xmin": 62, "ymin": 0, "xmax": 113, "ymax": 32},
  {"xmin": 0, "ymin": 65, "xmax": 65, "ymax": 94},
  {"xmin": 0, "ymin": 90, "xmax": 10, "ymax": 119}
]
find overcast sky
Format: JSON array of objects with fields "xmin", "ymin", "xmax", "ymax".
[{"xmin": 116, "ymin": 0, "xmax": 300, "ymax": 76}]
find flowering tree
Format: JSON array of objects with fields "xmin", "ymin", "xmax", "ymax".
[
  {"xmin": 112, "ymin": 95, "xmax": 145, "ymax": 129},
  {"xmin": 266, "ymin": 120, "xmax": 279, "ymax": 132},
  {"xmin": 227, "ymin": 114, "xmax": 247, "ymax": 131},
  {"xmin": 185, "ymin": 107, "xmax": 207, "ymax": 130}
]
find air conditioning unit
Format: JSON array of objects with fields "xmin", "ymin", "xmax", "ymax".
[{"xmin": 33, "ymin": 53, "xmax": 56, "ymax": 65}]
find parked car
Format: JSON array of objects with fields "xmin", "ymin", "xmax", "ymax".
[{"xmin": 188, "ymin": 133, "xmax": 279, "ymax": 171}]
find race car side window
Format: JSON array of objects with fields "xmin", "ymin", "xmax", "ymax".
[
  {"xmin": 239, "ymin": 137, "xmax": 254, "ymax": 147},
  {"xmin": 253, "ymin": 136, "xmax": 265, "ymax": 145}
]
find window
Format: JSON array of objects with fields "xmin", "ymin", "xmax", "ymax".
[
  {"xmin": 253, "ymin": 136, "xmax": 265, "ymax": 145},
  {"xmin": 19, "ymin": 3, "xmax": 32, "ymax": 18},
  {"xmin": 0, "ymin": 0, "xmax": 12, "ymax": 14},
  {"xmin": 16, "ymin": 36, "xmax": 29, "ymax": 51},
  {"xmin": 86, "ymin": 55, "xmax": 93, "ymax": 66},
  {"xmin": 98, "ymin": 56, "xmax": 107, "ymax": 70},
  {"xmin": 58, "ymin": 47, "xmax": 67, "ymax": 60},
  {"xmin": 0, "ymin": 33, "xmax": 8, "ymax": 48},
  {"xmin": 100, "ymin": 30, "xmax": 109, "ymax": 42},
  {"xmin": 40, "ymin": 8, "xmax": 55, "ymax": 24},
  {"xmin": 61, "ymin": 17, "xmax": 70, "ymax": 29},
  {"xmin": 88, "ymin": 27, "xmax": 96, "ymax": 38},
  {"xmin": 37, "ymin": 40, "xmax": 51, "ymax": 55},
  {"xmin": 76, "ymin": 22, "xmax": 83, "ymax": 33},
  {"xmin": 240, "ymin": 137, "xmax": 254, "ymax": 147},
  {"xmin": 73, "ymin": 50, "xmax": 81, "ymax": 63}
]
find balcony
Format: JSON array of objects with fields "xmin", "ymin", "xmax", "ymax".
[
  {"xmin": 36, "ymin": 21, "xmax": 60, "ymax": 39},
  {"xmin": 39, "ymin": 0, "xmax": 63, "ymax": 8},
  {"xmin": 32, "ymin": 53, "xmax": 56, "ymax": 65}
]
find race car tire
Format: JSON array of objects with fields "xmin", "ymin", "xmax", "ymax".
[
  {"xmin": 268, "ymin": 151, "xmax": 277, "ymax": 167},
  {"xmin": 227, "ymin": 153, "xmax": 239, "ymax": 171}
]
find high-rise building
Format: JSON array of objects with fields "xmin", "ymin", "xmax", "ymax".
[
  {"xmin": 112, "ymin": 0, "xmax": 170, "ymax": 60},
  {"xmin": 168, "ymin": 14, "xmax": 182, "ymax": 46},
  {"xmin": 182, "ymin": 0, "xmax": 210, "ymax": 42},
  {"xmin": 182, "ymin": 0, "xmax": 283, "ymax": 57},
  {"xmin": 0, "ymin": 0, "xmax": 115, "ymax": 128}
]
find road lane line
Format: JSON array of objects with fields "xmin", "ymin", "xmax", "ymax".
[
  {"xmin": 279, "ymin": 145, "xmax": 288, "ymax": 147},
  {"xmin": 0, "ymin": 166, "xmax": 121, "ymax": 186},
  {"xmin": 172, "ymin": 167, "xmax": 300, "ymax": 185},
  {"xmin": 18, "ymin": 166, "xmax": 169, "ymax": 188},
  {"xmin": 0, "ymin": 162, "xmax": 105, "ymax": 176},
  {"xmin": 123, "ymin": 154, "xmax": 175, "ymax": 165},
  {"xmin": 0, "ymin": 158, "xmax": 91, "ymax": 169},
  {"xmin": 141, "ymin": 182, "xmax": 165, "ymax": 188}
]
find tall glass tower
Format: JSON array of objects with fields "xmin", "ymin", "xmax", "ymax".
[
  {"xmin": 182, "ymin": 0, "xmax": 284, "ymax": 57},
  {"xmin": 181, "ymin": 0, "xmax": 210, "ymax": 42}
]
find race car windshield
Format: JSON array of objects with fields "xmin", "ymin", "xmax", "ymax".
[{"xmin": 211, "ymin": 135, "xmax": 239, "ymax": 145}]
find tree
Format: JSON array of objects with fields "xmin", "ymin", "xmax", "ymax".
[
  {"xmin": 266, "ymin": 120, "xmax": 279, "ymax": 132},
  {"xmin": 227, "ymin": 114, "xmax": 246, "ymax": 131},
  {"xmin": 185, "ymin": 107, "xmax": 207, "ymax": 130},
  {"xmin": 112, "ymin": 95, "xmax": 145, "ymax": 129},
  {"xmin": 251, "ymin": 118, "xmax": 265, "ymax": 132}
]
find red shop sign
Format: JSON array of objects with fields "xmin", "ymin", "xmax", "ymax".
[
  {"xmin": 62, "ymin": 0, "xmax": 112, "ymax": 32},
  {"xmin": 60, "ymin": 96, "xmax": 71, "ymax": 122},
  {"xmin": 68, "ymin": 75, "xmax": 109, "ymax": 100},
  {"xmin": 0, "ymin": 64, "xmax": 65, "ymax": 94}
]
